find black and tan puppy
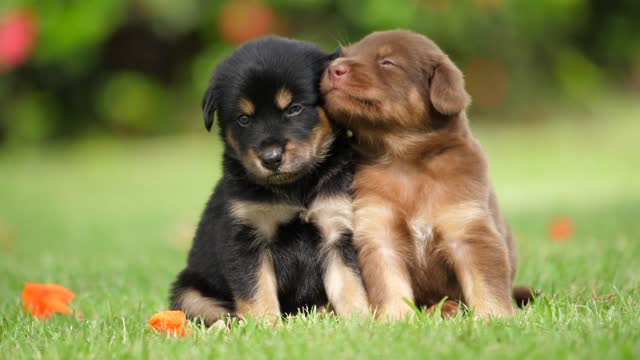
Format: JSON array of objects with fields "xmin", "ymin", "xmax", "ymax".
[
  {"xmin": 321, "ymin": 30, "xmax": 533, "ymax": 320},
  {"xmin": 170, "ymin": 37, "xmax": 368, "ymax": 325}
]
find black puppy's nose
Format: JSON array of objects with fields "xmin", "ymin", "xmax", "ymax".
[{"xmin": 259, "ymin": 145, "xmax": 284, "ymax": 170}]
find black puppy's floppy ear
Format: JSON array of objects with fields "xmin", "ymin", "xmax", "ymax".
[
  {"xmin": 202, "ymin": 86, "xmax": 217, "ymax": 132},
  {"xmin": 429, "ymin": 57, "xmax": 471, "ymax": 115},
  {"xmin": 328, "ymin": 46, "xmax": 342, "ymax": 61}
]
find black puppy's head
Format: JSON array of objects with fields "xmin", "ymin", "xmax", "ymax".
[{"xmin": 203, "ymin": 37, "xmax": 336, "ymax": 185}]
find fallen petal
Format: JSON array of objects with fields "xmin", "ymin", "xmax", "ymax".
[{"xmin": 148, "ymin": 310, "xmax": 190, "ymax": 337}]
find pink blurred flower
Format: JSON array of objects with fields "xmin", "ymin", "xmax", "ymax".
[{"xmin": 0, "ymin": 9, "xmax": 38, "ymax": 71}]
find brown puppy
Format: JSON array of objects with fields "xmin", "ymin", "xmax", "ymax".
[{"xmin": 321, "ymin": 30, "xmax": 523, "ymax": 320}]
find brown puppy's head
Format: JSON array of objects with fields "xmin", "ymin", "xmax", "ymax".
[{"xmin": 320, "ymin": 30, "xmax": 470, "ymax": 131}]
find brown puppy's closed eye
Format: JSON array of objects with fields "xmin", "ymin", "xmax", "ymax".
[{"xmin": 321, "ymin": 30, "xmax": 530, "ymax": 320}]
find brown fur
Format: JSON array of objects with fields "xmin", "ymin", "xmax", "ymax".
[
  {"xmin": 426, "ymin": 300, "xmax": 460, "ymax": 319},
  {"xmin": 321, "ymin": 30, "xmax": 526, "ymax": 320}
]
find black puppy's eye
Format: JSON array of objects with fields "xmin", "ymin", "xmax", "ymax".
[
  {"xmin": 286, "ymin": 104, "xmax": 304, "ymax": 116},
  {"xmin": 237, "ymin": 115, "xmax": 250, "ymax": 127},
  {"xmin": 381, "ymin": 59, "xmax": 395, "ymax": 67}
]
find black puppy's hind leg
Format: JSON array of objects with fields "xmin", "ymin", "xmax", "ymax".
[{"xmin": 170, "ymin": 270, "xmax": 235, "ymax": 327}]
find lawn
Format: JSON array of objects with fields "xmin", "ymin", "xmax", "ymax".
[{"xmin": 1, "ymin": 98, "xmax": 639, "ymax": 359}]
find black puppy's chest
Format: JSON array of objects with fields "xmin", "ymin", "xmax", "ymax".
[
  {"xmin": 228, "ymin": 198, "xmax": 331, "ymax": 311},
  {"xmin": 272, "ymin": 217, "xmax": 328, "ymax": 312}
]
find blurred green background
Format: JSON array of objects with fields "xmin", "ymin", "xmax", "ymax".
[{"xmin": 1, "ymin": 0, "xmax": 639, "ymax": 144}]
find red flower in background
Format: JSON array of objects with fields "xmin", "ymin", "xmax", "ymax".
[
  {"xmin": 219, "ymin": 0, "xmax": 275, "ymax": 45},
  {"xmin": 0, "ymin": 9, "xmax": 38, "ymax": 71}
]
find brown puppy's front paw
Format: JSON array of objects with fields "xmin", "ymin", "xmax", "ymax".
[
  {"xmin": 472, "ymin": 302, "xmax": 515, "ymax": 320},
  {"xmin": 376, "ymin": 302, "xmax": 414, "ymax": 322}
]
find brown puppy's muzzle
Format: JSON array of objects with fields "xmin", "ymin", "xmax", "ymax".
[
  {"xmin": 322, "ymin": 58, "xmax": 385, "ymax": 128},
  {"xmin": 327, "ymin": 63, "xmax": 349, "ymax": 88},
  {"xmin": 323, "ymin": 59, "xmax": 364, "ymax": 94}
]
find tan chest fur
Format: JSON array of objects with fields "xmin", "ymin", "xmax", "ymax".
[
  {"xmin": 355, "ymin": 145, "xmax": 486, "ymax": 233},
  {"xmin": 229, "ymin": 197, "xmax": 353, "ymax": 245}
]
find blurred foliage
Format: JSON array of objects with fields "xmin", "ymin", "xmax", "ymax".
[{"xmin": 0, "ymin": 0, "xmax": 639, "ymax": 144}]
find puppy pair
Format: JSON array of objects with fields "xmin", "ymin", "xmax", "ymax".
[
  {"xmin": 321, "ymin": 30, "xmax": 532, "ymax": 320},
  {"xmin": 170, "ymin": 37, "xmax": 368, "ymax": 325}
]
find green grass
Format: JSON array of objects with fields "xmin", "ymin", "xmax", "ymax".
[{"xmin": 1, "ymin": 98, "xmax": 639, "ymax": 359}]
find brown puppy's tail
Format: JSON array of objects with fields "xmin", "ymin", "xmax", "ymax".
[{"xmin": 513, "ymin": 286, "xmax": 540, "ymax": 308}]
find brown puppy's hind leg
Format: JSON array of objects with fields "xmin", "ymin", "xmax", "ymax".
[
  {"xmin": 425, "ymin": 286, "xmax": 538, "ymax": 320},
  {"xmin": 450, "ymin": 236, "xmax": 514, "ymax": 318},
  {"xmin": 438, "ymin": 203, "xmax": 515, "ymax": 318},
  {"xmin": 426, "ymin": 300, "xmax": 460, "ymax": 319}
]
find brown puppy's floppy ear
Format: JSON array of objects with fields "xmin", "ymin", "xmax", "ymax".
[
  {"xmin": 202, "ymin": 85, "xmax": 218, "ymax": 132},
  {"xmin": 429, "ymin": 57, "xmax": 471, "ymax": 115}
]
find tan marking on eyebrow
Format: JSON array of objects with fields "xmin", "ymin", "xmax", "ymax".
[
  {"xmin": 377, "ymin": 45, "xmax": 393, "ymax": 58},
  {"xmin": 275, "ymin": 87, "xmax": 293, "ymax": 110},
  {"xmin": 239, "ymin": 97, "xmax": 255, "ymax": 115}
]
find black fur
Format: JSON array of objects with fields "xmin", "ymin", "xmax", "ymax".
[{"xmin": 170, "ymin": 37, "xmax": 361, "ymax": 324}]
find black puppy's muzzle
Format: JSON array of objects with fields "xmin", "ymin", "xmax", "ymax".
[{"xmin": 258, "ymin": 144, "xmax": 284, "ymax": 171}]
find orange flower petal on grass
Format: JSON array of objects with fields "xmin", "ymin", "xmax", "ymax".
[
  {"xmin": 22, "ymin": 282, "xmax": 75, "ymax": 318},
  {"xmin": 148, "ymin": 310, "xmax": 191, "ymax": 337},
  {"xmin": 548, "ymin": 217, "xmax": 575, "ymax": 241}
]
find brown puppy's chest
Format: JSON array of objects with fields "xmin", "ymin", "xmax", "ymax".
[{"xmin": 353, "ymin": 156, "xmax": 478, "ymax": 306}]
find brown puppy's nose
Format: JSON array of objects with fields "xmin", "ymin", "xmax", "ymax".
[{"xmin": 329, "ymin": 63, "xmax": 348, "ymax": 79}]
